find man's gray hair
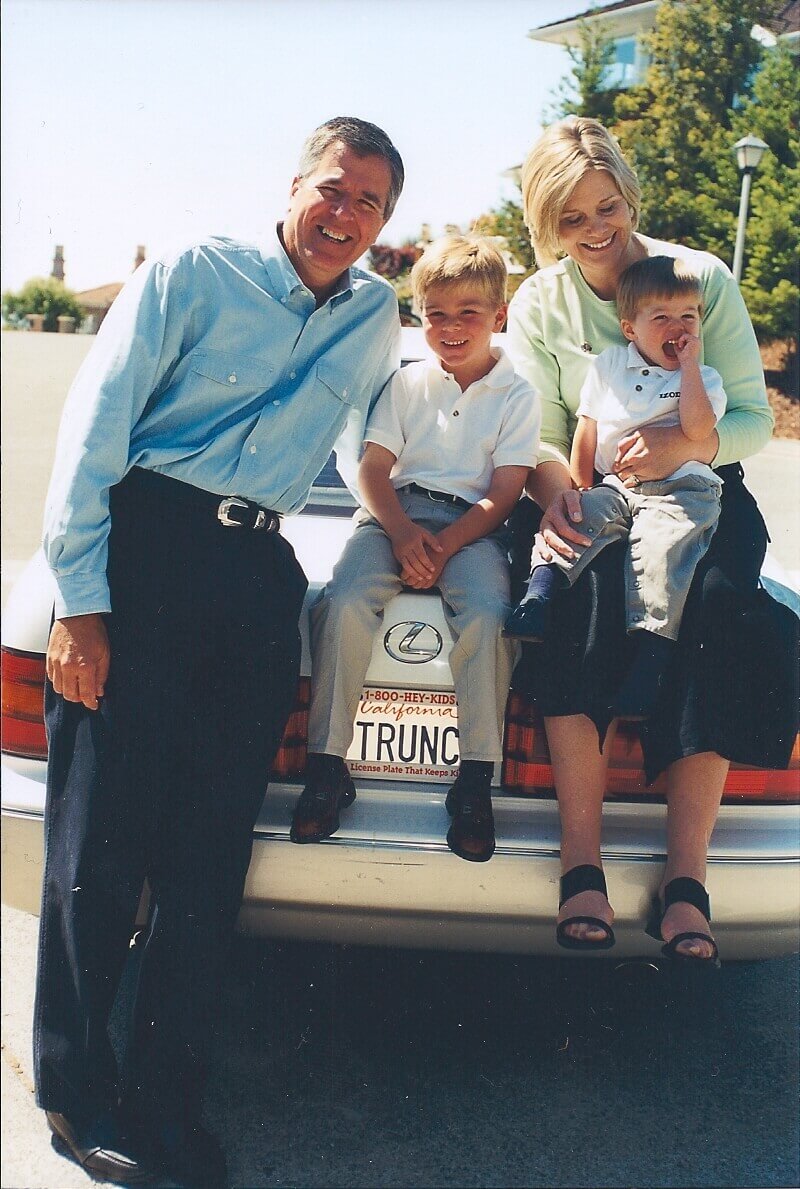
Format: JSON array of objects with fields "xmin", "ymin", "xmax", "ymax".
[{"xmin": 297, "ymin": 116, "xmax": 404, "ymax": 221}]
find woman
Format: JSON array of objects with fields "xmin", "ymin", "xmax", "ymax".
[{"xmin": 506, "ymin": 117, "xmax": 798, "ymax": 962}]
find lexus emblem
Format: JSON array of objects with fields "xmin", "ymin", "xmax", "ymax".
[{"xmin": 384, "ymin": 621, "xmax": 443, "ymax": 664}]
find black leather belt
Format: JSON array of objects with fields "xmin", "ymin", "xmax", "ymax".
[
  {"xmin": 128, "ymin": 467, "xmax": 281, "ymax": 532},
  {"xmin": 404, "ymin": 483, "xmax": 472, "ymax": 511}
]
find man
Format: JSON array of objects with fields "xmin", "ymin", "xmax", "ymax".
[{"xmin": 34, "ymin": 116, "xmax": 403, "ymax": 1188}]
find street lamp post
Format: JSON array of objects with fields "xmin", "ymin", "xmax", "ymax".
[{"xmin": 732, "ymin": 134, "xmax": 769, "ymax": 284}]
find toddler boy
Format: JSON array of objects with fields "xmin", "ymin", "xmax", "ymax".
[
  {"xmin": 291, "ymin": 236, "xmax": 540, "ymax": 860},
  {"xmin": 504, "ymin": 255, "xmax": 726, "ymax": 716}
]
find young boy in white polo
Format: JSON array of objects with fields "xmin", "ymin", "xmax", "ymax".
[
  {"xmin": 290, "ymin": 236, "xmax": 540, "ymax": 861},
  {"xmin": 505, "ymin": 255, "xmax": 726, "ymax": 715}
]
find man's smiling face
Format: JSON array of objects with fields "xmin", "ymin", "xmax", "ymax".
[{"xmin": 282, "ymin": 141, "xmax": 391, "ymax": 302}]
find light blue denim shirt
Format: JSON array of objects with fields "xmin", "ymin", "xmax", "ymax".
[{"xmin": 43, "ymin": 231, "xmax": 400, "ymax": 618}]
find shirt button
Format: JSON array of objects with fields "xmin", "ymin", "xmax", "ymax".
[
  {"xmin": 280, "ymin": 297, "xmax": 287, "ymax": 304},
  {"xmin": 635, "ymin": 385, "xmax": 643, "ymax": 392},
  {"xmin": 289, "ymin": 371, "xmax": 296, "ymax": 379},
  {"xmin": 250, "ymin": 445, "xmax": 257, "ymax": 454},
  {"xmin": 343, "ymin": 387, "xmax": 348, "ymax": 397},
  {"xmin": 228, "ymin": 373, "xmax": 237, "ymax": 384},
  {"xmin": 453, "ymin": 410, "xmax": 460, "ymax": 417},
  {"xmin": 642, "ymin": 369, "xmax": 650, "ymax": 376},
  {"xmin": 273, "ymin": 399, "xmax": 281, "ymax": 406}
]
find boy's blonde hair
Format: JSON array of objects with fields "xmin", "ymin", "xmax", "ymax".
[
  {"xmin": 520, "ymin": 117, "xmax": 641, "ymax": 267},
  {"xmin": 411, "ymin": 235, "xmax": 507, "ymax": 313},
  {"xmin": 616, "ymin": 256, "xmax": 704, "ymax": 323}
]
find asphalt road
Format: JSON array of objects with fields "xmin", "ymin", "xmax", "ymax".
[{"xmin": 2, "ymin": 333, "xmax": 799, "ymax": 1188}]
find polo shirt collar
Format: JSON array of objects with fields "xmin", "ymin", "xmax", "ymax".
[
  {"xmin": 430, "ymin": 344, "xmax": 516, "ymax": 389},
  {"xmin": 261, "ymin": 225, "xmax": 354, "ymax": 308},
  {"xmin": 626, "ymin": 341, "xmax": 668, "ymax": 375}
]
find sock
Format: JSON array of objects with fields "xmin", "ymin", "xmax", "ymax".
[{"xmin": 524, "ymin": 564, "xmax": 566, "ymax": 602}]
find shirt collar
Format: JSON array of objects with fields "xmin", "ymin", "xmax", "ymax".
[
  {"xmin": 261, "ymin": 225, "xmax": 354, "ymax": 308},
  {"xmin": 429, "ymin": 344, "xmax": 516, "ymax": 390},
  {"xmin": 626, "ymin": 341, "xmax": 669, "ymax": 375}
]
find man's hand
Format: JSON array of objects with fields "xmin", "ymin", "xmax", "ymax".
[
  {"xmin": 46, "ymin": 614, "xmax": 110, "ymax": 711},
  {"xmin": 390, "ymin": 523, "xmax": 442, "ymax": 583}
]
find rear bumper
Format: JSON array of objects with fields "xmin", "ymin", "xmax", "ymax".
[{"xmin": 4, "ymin": 758, "xmax": 799, "ymax": 959}]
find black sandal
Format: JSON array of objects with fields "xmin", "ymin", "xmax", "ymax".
[
  {"xmin": 556, "ymin": 864, "xmax": 616, "ymax": 950},
  {"xmin": 645, "ymin": 876, "xmax": 720, "ymax": 967}
]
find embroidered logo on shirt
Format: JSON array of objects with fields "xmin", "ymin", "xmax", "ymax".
[{"xmin": 660, "ymin": 390, "xmax": 681, "ymax": 399}]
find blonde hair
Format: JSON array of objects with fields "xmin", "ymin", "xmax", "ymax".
[
  {"xmin": 617, "ymin": 256, "xmax": 703, "ymax": 323},
  {"xmin": 411, "ymin": 235, "xmax": 507, "ymax": 313},
  {"xmin": 521, "ymin": 117, "xmax": 641, "ymax": 267}
]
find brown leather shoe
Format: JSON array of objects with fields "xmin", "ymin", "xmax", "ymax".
[
  {"xmin": 46, "ymin": 1109, "xmax": 152, "ymax": 1183},
  {"xmin": 290, "ymin": 753, "xmax": 356, "ymax": 842},
  {"xmin": 445, "ymin": 761, "xmax": 496, "ymax": 862}
]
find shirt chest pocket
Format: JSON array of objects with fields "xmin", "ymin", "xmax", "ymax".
[
  {"xmin": 189, "ymin": 349, "xmax": 275, "ymax": 396},
  {"xmin": 316, "ymin": 359, "xmax": 357, "ymax": 410}
]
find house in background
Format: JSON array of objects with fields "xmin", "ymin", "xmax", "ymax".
[
  {"xmin": 73, "ymin": 246, "xmax": 146, "ymax": 333},
  {"xmin": 529, "ymin": 0, "xmax": 799, "ymax": 93}
]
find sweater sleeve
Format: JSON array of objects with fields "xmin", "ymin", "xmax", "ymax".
[
  {"xmin": 699, "ymin": 260, "xmax": 773, "ymax": 466},
  {"xmin": 507, "ymin": 280, "xmax": 571, "ymax": 469}
]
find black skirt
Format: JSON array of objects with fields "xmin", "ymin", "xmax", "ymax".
[{"xmin": 508, "ymin": 464, "xmax": 799, "ymax": 783}]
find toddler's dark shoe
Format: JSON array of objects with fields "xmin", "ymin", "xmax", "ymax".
[{"xmin": 502, "ymin": 597, "xmax": 552, "ymax": 643}]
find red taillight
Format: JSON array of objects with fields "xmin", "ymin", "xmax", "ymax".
[
  {"xmin": 271, "ymin": 676, "xmax": 310, "ymax": 780},
  {"xmin": 1, "ymin": 647, "xmax": 48, "ymax": 760},
  {"xmin": 502, "ymin": 690, "xmax": 800, "ymax": 804},
  {"xmin": 0, "ymin": 656, "xmax": 312, "ymax": 776}
]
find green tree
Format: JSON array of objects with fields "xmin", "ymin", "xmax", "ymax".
[
  {"xmin": 547, "ymin": 18, "xmax": 617, "ymax": 124},
  {"xmin": 2, "ymin": 277, "xmax": 85, "ymax": 331},
  {"xmin": 612, "ymin": 0, "xmax": 778, "ymax": 261},
  {"xmin": 734, "ymin": 45, "xmax": 800, "ymax": 346},
  {"xmin": 473, "ymin": 196, "xmax": 536, "ymax": 278}
]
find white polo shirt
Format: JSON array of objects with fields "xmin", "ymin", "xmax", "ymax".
[
  {"xmin": 362, "ymin": 347, "xmax": 540, "ymax": 504},
  {"xmin": 577, "ymin": 343, "xmax": 727, "ymax": 483}
]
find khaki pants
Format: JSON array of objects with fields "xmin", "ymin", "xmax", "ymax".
[
  {"xmin": 532, "ymin": 473, "xmax": 722, "ymax": 640},
  {"xmin": 308, "ymin": 490, "xmax": 517, "ymax": 762}
]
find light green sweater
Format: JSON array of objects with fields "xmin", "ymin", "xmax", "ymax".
[{"xmin": 507, "ymin": 235, "xmax": 773, "ymax": 470}]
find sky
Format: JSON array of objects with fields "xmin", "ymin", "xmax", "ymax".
[{"xmin": 2, "ymin": 0, "xmax": 603, "ymax": 293}]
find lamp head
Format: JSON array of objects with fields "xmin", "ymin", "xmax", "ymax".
[{"xmin": 734, "ymin": 134, "xmax": 769, "ymax": 173}]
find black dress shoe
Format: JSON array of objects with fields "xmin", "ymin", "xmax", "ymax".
[{"xmin": 46, "ymin": 1110, "xmax": 152, "ymax": 1184}]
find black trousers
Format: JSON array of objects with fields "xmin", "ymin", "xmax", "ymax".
[
  {"xmin": 509, "ymin": 464, "xmax": 799, "ymax": 781},
  {"xmin": 34, "ymin": 468, "xmax": 307, "ymax": 1127}
]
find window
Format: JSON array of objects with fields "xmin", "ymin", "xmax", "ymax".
[{"xmin": 601, "ymin": 36, "xmax": 641, "ymax": 89}]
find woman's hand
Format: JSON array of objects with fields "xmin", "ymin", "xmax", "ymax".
[
  {"xmin": 536, "ymin": 489, "xmax": 592, "ymax": 562},
  {"xmin": 613, "ymin": 422, "xmax": 716, "ymax": 486}
]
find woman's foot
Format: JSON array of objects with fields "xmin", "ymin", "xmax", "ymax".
[
  {"xmin": 646, "ymin": 876, "xmax": 720, "ymax": 964},
  {"xmin": 555, "ymin": 863, "xmax": 616, "ymax": 950},
  {"xmin": 556, "ymin": 889, "xmax": 615, "ymax": 944},
  {"xmin": 659, "ymin": 897, "xmax": 717, "ymax": 960}
]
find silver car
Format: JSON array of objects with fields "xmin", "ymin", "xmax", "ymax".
[{"xmin": 3, "ymin": 330, "xmax": 799, "ymax": 958}]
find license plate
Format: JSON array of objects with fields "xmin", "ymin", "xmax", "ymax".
[{"xmin": 346, "ymin": 687, "xmax": 459, "ymax": 782}]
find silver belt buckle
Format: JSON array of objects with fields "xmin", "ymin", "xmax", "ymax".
[{"xmin": 217, "ymin": 496, "xmax": 249, "ymax": 527}]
